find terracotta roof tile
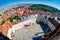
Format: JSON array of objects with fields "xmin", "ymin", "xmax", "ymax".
[
  {"xmin": 2, "ymin": 24, "xmax": 9, "ymax": 36},
  {"xmin": 2, "ymin": 20, "xmax": 12, "ymax": 36},
  {"xmin": 0, "ymin": 25, "xmax": 2, "ymax": 32}
]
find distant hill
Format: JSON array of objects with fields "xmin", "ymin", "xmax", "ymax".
[
  {"xmin": 0, "ymin": 4, "xmax": 60, "ymax": 16},
  {"xmin": 28, "ymin": 4, "xmax": 60, "ymax": 16}
]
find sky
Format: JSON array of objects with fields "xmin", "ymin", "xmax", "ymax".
[{"xmin": 0, "ymin": 0, "xmax": 60, "ymax": 10}]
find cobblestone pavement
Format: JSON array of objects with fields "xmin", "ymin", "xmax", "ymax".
[{"xmin": 12, "ymin": 23, "xmax": 44, "ymax": 40}]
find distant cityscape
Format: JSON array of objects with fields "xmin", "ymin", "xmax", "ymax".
[{"xmin": 0, "ymin": 4, "xmax": 60, "ymax": 40}]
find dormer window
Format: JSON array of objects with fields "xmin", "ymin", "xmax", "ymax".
[{"xmin": 54, "ymin": 17, "xmax": 57, "ymax": 20}]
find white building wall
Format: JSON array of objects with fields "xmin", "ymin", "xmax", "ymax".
[{"xmin": 7, "ymin": 28, "xmax": 12, "ymax": 39}]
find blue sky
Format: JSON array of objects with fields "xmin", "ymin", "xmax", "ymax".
[{"xmin": 0, "ymin": 0, "xmax": 60, "ymax": 10}]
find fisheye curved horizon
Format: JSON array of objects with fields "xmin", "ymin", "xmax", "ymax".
[
  {"xmin": 0, "ymin": 0, "xmax": 60, "ymax": 10},
  {"xmin": 0, "ymin": 0, "xmax": 60, "ymax": 40}
]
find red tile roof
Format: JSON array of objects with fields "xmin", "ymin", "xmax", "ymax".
[
  {"xmin": 0, "ymin": 25, "xmax": 2, "ymax": 32},
  {"xmin": 2, "ymin": 20, "xmax": 12, "ymax": 36},
  {"xmin": 2, "ymin": 24, "xmax": 9, "ymax": 36}
]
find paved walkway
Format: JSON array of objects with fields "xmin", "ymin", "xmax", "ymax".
[{"xmin": 12, "ymin": 23, "xmax": 44, "ymax": 40}]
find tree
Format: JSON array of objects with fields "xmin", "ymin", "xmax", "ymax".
[
  {"xmin": 1, "ymin": 20, "xmax": 5, "ymax": 25},
  {"xmin": 8, "ymin": 17, "xmax": 14, "ymax": 22},
  {"xmin": 14, "ymin": 15, "xmax": 19, "ymax": 20}
]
